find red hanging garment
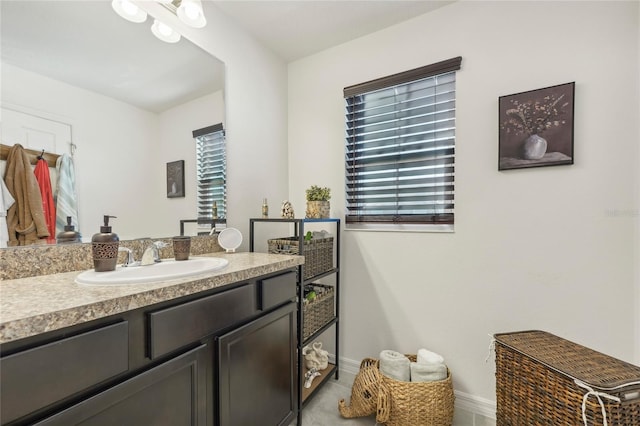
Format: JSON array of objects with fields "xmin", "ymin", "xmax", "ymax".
[{"xmin": 34, "ymin": 158, "xmax": 56, "ymax": 243}]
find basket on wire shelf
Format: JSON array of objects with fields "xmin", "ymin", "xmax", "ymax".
[
  {"xmin": 267, "ymin": 236, "xmax": 333, "ymax": 280},
  {"xmin": 302, "ymin": 283, "xmax": 334, "ymax": 340}
]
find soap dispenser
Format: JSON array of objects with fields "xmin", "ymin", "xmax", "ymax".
[
  {"xmin": 56, "ymin": 216, "xmax": 81, "ymax": 244},
  {"xmin": 91, "ymin": 215, "xmax": 119, "ymax": 272}
]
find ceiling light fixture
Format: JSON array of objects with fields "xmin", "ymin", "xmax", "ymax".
[
  {"xmin": 176, "ymin": 0, "xmax": 207, "ymax": 29},
  {"xmin": 112, "ymin": 0, "xmax": 207, "ymax": 44},
  {"xmin": 151, "ymin": 19, "xmax": 181, "ymax": 43},
  {"xmin": 111, "ymin": 0, "xmax": 147, "ymax": 23}
]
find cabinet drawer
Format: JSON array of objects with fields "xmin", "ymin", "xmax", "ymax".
[
  {"xmin": 0, "ymin": 321, "xmax": 129, "ymax": 424},
  {"xmin": 34, "ymin": 344, "xmax": 207, "ymax": 426},
  {"xmin": 148, "ymin": 284, "xmax": 257, "ymax": 359},
  {"xmin": 260, "ymin": 271, "xmax": 296, "ymax": 310}
]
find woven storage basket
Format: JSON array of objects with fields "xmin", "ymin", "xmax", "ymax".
[
  {"xmin": 495, "ymin": 330, "xmax": 640, "ymax": 426},
  {"xmin": 338, "ymin": 357, "xmax": 381, "ymax": 418},
  {"xmin": 268, "ymin": 236, "xmax": 333, "ymax": 280},
  {"xmin": 376, "ymin": 355, "xmax": 454, "ymax": 426},
  {"xmin": 302, "ymin": 283, "xmax": 334, "ymax": 340}
]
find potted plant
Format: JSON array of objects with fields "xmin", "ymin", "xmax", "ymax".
[{"xmin": 305, "ymin": 185, "xmax": 331, "ymax": 219}]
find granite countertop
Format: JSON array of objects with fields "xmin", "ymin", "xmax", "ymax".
[{"xmin": 0, "ymin": 252, "xmax": 303, "ymax": 344}]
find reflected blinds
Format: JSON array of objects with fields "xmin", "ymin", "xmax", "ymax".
[
  {"xmin": 194, "ymin": 123, "xmax": 226, "ymax": 220},
  {"xmin": 344, "ymin": 57, "xmax": 461, "ymax": 225}
]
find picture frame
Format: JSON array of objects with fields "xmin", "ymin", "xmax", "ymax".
[
  {"xmin": 166, "ymin": 160, "xmax": 185, "ymax": 198},
  {"xmin": 498, "ymin": 82, "xmax": 575, "ymax": 171}
]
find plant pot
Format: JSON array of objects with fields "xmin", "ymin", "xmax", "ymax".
[
  {"xmin": 306, "ymin": 201, "xmax": 330, "ymax": 219},
  {"xmin": 522, "ymin": 134, "xmax": 547, "ymax": 160}
]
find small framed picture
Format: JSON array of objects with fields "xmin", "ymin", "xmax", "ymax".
[
  {"xmin": 166, "ymin": 160, "xmax": 185, "ymax": 198},
  {"xmin": 499, "ymin": 82, "xmax": 575, "ymax": 170}
]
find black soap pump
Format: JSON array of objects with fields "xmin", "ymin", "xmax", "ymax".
[
  {"xmin": 91, "ymin": 215, "xmax": 119, "ymax": 272},
  {"xmin": 56, "ymin": 216, "xmax": 81, "ymax": 244}
]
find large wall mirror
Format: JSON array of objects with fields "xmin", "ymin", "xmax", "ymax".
[{"xmin": 1, "ymin": 0, "xmax": 225, "ymax": 246}]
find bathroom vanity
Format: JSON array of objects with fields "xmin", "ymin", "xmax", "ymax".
[{"xmin": 0, "ymin": 252, "xmax": 303, "ymax": 426}]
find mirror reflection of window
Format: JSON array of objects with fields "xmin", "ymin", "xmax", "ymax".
[{"xmin": 194, "ymin": 124, "xmax": 226, "ymax": 233}]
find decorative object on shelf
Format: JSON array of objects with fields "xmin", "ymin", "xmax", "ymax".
[
  {"xmin": 302, "ymin": 341, "xmax": 329, "ymax": 371},
  {"xmin": 166, "ymin": 160, "xmax": 185, "ymax": 198},
  {"xmin": 262, "ymin": 198, "xmax": 268, "ymax": 218},
  {"xmin": 304, "ymin": 368, "xmax": 321, "ymax": 389},
  {"xmin": 305, "ymin": 185, "xmax": 331, "ymax": 218},
  {"xmin": 280, "ymin": 200, "xmax": 295, "ymax": 218},
  {"xmin": 499, "ymin": 82, "xmax": 575, "ymax": 170},
  {"xmin": 338, "ymin": 358, "xmax": 381, "ymax": 418}
]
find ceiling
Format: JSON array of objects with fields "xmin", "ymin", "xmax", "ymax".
[
  {"xmin": 211, "ymin": 1, "xmax": 454, "ymax": 62},
  {"xmin": 1, "ymin": 0, "xmax": 453, "ymax": 112}
]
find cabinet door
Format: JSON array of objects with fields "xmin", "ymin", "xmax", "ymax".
[
  {"xmin": 35, "ymin": 345, "xmax": 207, "ymax": 426},
  {"xmin": 218, "ymin": 303, "xmax": 297, "ymax": 426}
]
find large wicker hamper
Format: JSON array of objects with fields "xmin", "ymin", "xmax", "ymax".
[{"xmin": 494, "ymin": 330, "xmax": 640, "ymax": 426}]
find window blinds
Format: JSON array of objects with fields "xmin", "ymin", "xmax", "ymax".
[
  {"xmin": 344, "ymin": 57, "xmax": 461, "ymax": 225},
  {"xmin": 194, "ymin": 124, "xmax": 226, "ymax": 220}
]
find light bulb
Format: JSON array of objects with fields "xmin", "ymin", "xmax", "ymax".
[
  {"xmin": 120, "ymin": 0, "xmax": 138, "ymax": 16},
  {"xmin": 111, "ymin": 0, "xmax": 147, "ymax": 23},
  {"xmin": 177, "ymin": 0, "xmax": 207, "ymax": 28},
  {"xmin": 183, "ymin": 4, "xmax": 201, "ymax": 21},
  {"xmin": 151, "ymin": 19, "xmax": 181, "ymax": 43}
]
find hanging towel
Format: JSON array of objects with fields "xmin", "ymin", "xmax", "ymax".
[
  {"xmin": 410, "ymin": 362, "xmax": 448, "ymax": 382},
  {"xmin": 379, "ymin": 350, "xmax": 411, "ymax": 382},
  {"xmin": 34, "ymin": 158, "xmax": 56, "ymax": 242},
  {"xmin": 417, "ymin": 348, "xmax": 445, "ymax": 365},
  {"xmin": 55, "ymin": 153, "xmax": 79, "ymax": 237},
  {"xmin": 4, "ymin": 144, "xmax": 49, "ymax": 245},
  {"xmin": 0, "ymin": 178, "xmax": 15, "ymax": 248}
]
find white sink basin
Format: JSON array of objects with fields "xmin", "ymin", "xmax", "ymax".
[{"xmin": 76, "ymin": 257, "xmax": 229, "ymax": 285}]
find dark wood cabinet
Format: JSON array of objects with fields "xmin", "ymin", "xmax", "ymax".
[
  {"xmin": 217, "ymin": 303, "xmax": 297, "ymax": 426},
  {"xmin": 1, "ymin": 269, "xmax": 298, "ymax": 426},
  {"xmin": 34, "ymin": 344, "xmax": 208, "ymax": 426}
]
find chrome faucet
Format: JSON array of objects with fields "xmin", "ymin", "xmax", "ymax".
[
  {"xmin": 141, "ymin": 241, "xmax": 169, "ymax": 266},
  {"xmin": 118, "ymin": 247, "xmax": 140, "ymax": 267}
]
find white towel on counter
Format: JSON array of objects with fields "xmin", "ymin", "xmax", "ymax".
[
  {"xmin": 410, "ymin": 362, "xmax": 448, "ymax": 382},
  {"xmin": 417, "ymin": 348, "xmax": 445, "ymax": 365},
  {"xmin": 379, "ymin": 350, "xmax": 410, "ymax": 382}
]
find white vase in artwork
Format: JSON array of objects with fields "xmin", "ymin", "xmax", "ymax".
[{"xmin": 522, "ymin": 134, "xmax": 547, "ymax": 160}]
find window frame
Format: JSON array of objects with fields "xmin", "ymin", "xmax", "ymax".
[{"xmin": 343, "ymin": 57, "xmax": 462, "ymax": 232}]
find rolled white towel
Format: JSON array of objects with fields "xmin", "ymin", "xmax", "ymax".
[
  {"xmin": 417, "ymin": 348, "xmax": 445, "ymax": 365},
  {"xmin": 410, "ymin": 362, "xmax": 448, "ymax": 382},
  {"xmin": 379, "ymin": 350, "xmax": 410, "ymax": 382}
]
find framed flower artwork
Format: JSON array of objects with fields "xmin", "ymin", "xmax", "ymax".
[
  {"xmin": 166, "ymin": 160, "xmax": 185, "ymax": 198},
  {"xmin": 498, "ymin": 82, "xmax": 575, "ymax": 170}
]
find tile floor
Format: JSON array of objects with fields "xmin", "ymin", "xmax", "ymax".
[{"xmin": 290, "ymin": 370, "xmax": 496, "ymax": 426}]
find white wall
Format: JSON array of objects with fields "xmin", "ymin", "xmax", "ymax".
[{"xmin": 288, "ymin": 0, "xmax": 639, "ymax": 403}]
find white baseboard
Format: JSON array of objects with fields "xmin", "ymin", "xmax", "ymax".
[
  {"xmin": 336, "ymin": 355, "xmax": 496, "ymax": 421},
  {"xmin": 454, "ymin": 390, "xmax": 496, "ymax": 420}
]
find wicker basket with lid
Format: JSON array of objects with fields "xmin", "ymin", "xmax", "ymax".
[{"xmin": 494, "ymin": 330, "xmax": 640, "ymax": 426}]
